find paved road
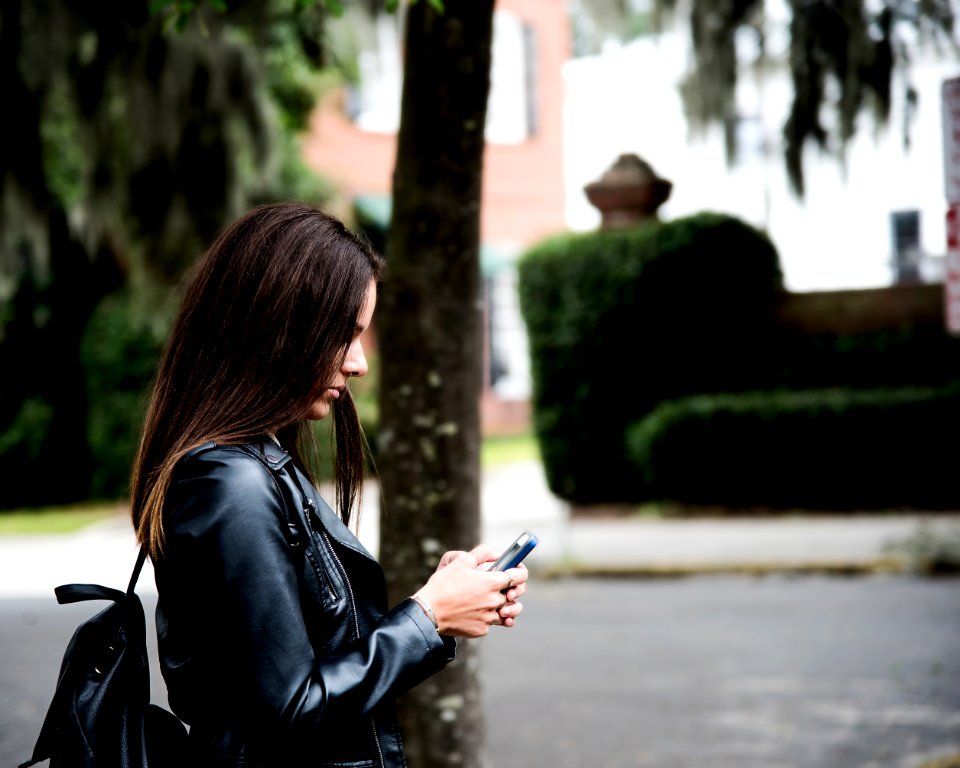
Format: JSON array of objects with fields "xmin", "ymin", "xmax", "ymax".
[
  {"xmin": 480, "ymin": 575, "xmax": 960, "ymax": 768},
  {"xmin": 4, "ymin": 574, "xmax": 958, "ymax": 768}
]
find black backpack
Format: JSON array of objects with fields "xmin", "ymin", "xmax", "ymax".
[{"xmin": 20, "ymin": 548, "xmax": 189, "ymax": 768}]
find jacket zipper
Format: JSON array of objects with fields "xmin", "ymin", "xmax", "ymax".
[
  {"xmin": 303, "ymin": 501, "xmax": 339, "ymax": 602},
  {"xmin": 290, "ymin": 475, "xmax": 382, "ymax": 764},
  {"xmin": 320, "ymin": 529, "xmax": 386, "ymax": 768}
]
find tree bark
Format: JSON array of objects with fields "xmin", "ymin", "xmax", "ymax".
[{"xmin": 377, "ymin": 2, "xmax": 495, "ymax": 766}]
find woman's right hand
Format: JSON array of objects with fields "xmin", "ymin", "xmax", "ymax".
[{"xmin": 413, "ymin": 549, "xmax": 527, "ymax": 638}]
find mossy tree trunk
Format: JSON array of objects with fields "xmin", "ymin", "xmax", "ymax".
[{"xmin": 377, "ymin": 2, "xmax": 495, "ymax": 766}]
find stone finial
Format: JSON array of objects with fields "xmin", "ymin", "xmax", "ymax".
[{"xmin": 584, "ymin": 153, "xmax": 673, "ymax": 230}]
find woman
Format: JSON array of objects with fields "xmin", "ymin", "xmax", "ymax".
[{"xmin": 130, "ymin": 201, "xmax": 528, "ymax": 767}]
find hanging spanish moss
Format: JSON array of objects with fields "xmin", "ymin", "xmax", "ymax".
[
  {"xmin": 681, "ymin": 0, "xmax": 764, "ymax": 170},
  {"xmin": 783, "ymin": 0, "xmax": 896, "ymax": 196},
  {"xmin": 651, "ymin": 0, "xmax": 957, "ymax": 196}
]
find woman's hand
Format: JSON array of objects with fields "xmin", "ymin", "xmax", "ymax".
[
  {"xmin": 414, "ymin": 547, "xmax": 528, "ymax": 638},
  {"xmin": 471, "ymin": 544, "xmax": 528, "ymax": 627}
]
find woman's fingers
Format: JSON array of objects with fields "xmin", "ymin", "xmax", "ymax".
[
  {"xmin": 502, "ymin": 581, "xmax": 527, "ymax": 603},
  {"xmin": 497, "ymin": 564, "xmax": 528, "ymax": 596},
  {"xmin": 436, "ymin": 550, "xmax": 469, "ymax": 570},
  {"xmin": 496, "ymin": 598, "xmax": 524, "ymax": 627},
  {"xmin": 470, "ymin": 544, "xmax": 499, "ymax": 565}
]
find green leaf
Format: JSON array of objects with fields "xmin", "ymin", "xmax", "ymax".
[{"xmin": 426, "ymin": 0, "xmax": 444, "ymax": 10}]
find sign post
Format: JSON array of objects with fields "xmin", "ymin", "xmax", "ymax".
[{"xmin": 942, "ymin": 77, "xmax": 960, "ymax": 335}]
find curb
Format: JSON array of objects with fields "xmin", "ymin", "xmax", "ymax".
[{"xmin": 535, "ymin": 557, "xmax": 910, "ymax": 580}]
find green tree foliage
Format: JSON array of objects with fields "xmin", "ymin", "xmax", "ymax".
[{"xmin": 0, "ymin": 0, "xmax": 336, "ymax": 507}]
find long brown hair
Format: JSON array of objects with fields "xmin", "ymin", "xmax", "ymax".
[{"xmin": 131, "ymin": 201, "xmax": 384, "ymax": 558}]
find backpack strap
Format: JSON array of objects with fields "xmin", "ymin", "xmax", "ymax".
[
  {"xmin": 54, "ymin": 548, "xmax": 147, "ymax": 606},
  {"xmin": 126, "ymin": 546, "xmax": 149, "ymax": 595}
]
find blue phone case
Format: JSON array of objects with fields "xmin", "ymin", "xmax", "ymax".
[{"xmin": 491, "ymin": 530, "xmax": 538, "ymax": 571}]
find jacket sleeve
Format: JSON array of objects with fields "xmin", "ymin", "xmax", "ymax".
[{"xmin": 162, "ymin": 450, "xmax": 453, "ymax": 734}]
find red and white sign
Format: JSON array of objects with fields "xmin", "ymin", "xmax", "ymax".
[
  {"xmin": 943, "ymin": 77, "xmax": 960, "ymax": 204},
  {"xmin": 943, "ymin": 79, "xmax": 960, "ymax": 335},
  {"xmin": 945, "ymin": 205, "xmax": 960, "ymax": 335}
]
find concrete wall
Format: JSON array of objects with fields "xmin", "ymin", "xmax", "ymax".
[{"xmin": 774, "ymin": 283, "xmax": 947, "ymax": 334}]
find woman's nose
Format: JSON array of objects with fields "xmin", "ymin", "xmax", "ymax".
[{"xmin": 344, "ymin": 344, "xmax": 368, "ymax": 378}]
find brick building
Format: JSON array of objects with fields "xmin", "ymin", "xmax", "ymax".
[{"xmin": 301, "ymin": 0, "xmax": 571, "ymax": 434}]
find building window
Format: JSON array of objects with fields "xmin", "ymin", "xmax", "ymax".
[
  {"xmin": 890, "ymin": 209, "xmax": 922, "ymax": 284},
  {"xmin": 344, "ymin": 9, "xmax": 538, "ymax": 144},
  {"xmin": 486, "ymin": 266, "xmax": 531, "ymax": 400},
  {"xmin": 486, "ymin": 12, "xmax": 538, "ymax": 144}
]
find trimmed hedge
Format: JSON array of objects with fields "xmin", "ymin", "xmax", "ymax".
[
  {"xmin": 519, "ymin": 208, "xmax": 960, "ymax": 509},
  {"xmin": 517, "ymin": 212, "xmax": 784, "ymax": 504},
  {"xmin": 626, "ymin": 383, "xmax": 960, "ymax": 510}
]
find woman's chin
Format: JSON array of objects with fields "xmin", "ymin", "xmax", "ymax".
[{"xmin": 306, "ymin": 400, "xmax": 331, "ymax": 421}]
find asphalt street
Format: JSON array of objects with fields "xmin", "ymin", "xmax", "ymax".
[
  {"xmin": 3, "ymin": 574, "xmax": 959, "ymax": 768},
  {"xmin": 480, "ymin": 575, "xmax": 960, "ymax": 768}
]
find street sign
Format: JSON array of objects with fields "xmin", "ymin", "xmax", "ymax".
[
  {"xmin": 943, "ymin": 77, "xmax": 960, "ymax": 203},
  {"xmin": 945, "ymin": 205, "xmax": 960, "ymax": 335},
  {"xmin": 942, "ymin": 79, "xmax": 960, "ymax": 335}
]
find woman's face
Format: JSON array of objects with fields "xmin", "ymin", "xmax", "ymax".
[{"xmin": 306, "ymin": 278, "xmax": 377, "ymax": 421}]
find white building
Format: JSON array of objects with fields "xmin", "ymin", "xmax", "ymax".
[{"xmin": 563, "ymin": 3, "xmax": 959, "ymax": 292}]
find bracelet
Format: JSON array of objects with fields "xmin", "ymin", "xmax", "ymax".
[{"xmin": 410, "ymin": 595, "xmax": 438, "ymax": 630}]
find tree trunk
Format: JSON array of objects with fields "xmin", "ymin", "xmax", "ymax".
[{"xmin": 377, "ymin": 2, "xmax": 495, "ymax": 767}]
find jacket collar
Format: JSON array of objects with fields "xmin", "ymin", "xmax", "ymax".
[{"xmin": 255, "ymin": 438, "xmax": 376, "ymax": 563}]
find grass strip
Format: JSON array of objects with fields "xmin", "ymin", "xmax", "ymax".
[{"xmin": 0, "ymin": 504, "xmax": 122, "ymax": 535}]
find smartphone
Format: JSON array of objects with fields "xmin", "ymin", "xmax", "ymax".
[{"xmin": 489, "ymin": 530, "xmax": 539, "ymax": 571}]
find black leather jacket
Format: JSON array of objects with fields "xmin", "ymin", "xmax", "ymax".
[{"xmin": 154, "ymin": 439, "xmax": 456, "ymax": 767}]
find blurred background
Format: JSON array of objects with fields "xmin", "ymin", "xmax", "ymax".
[{"xmin": 1, "ymin": 0, "xmax": 959, "ymax": 766}]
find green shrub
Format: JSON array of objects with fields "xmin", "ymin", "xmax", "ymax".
[
  {"xmin": 0, "ymin": 396, "xmax": 55, "ymax": 461},
  {"xmin": 770, "ymin": 326, "xmax": 960, "ymax": 391},
  {"xmin": 518, "ymin": 212, "xmax": 783, "ymax": 504},
  {"xmin": 626, "ymin": 383, "xmax": 960, "ymax": 510},
  {"xmin": 82, "ymin": 291, "xmax": 170, "ymax": 500}
]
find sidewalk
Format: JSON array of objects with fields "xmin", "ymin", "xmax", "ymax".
[
  {"xmin": 1, "ymin": 460, "xmax": 957, "ymax": 599},
  {"xmin": 479, "ymin": 460, "xmax": 960, "ymax": 577}
]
